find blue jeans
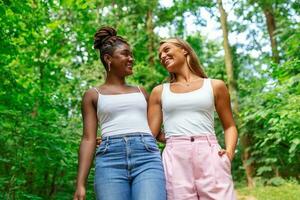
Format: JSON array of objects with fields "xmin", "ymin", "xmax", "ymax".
[{"xmin": 94, "ymin": 133, "xmax": 166, "ymax": 200}]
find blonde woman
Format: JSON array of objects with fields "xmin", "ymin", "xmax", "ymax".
[{"xmin": 148, "ymin": 38, "xmax": 237, "ymax": 200}]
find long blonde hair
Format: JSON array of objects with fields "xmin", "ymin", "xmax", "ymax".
[{"xmin": 159, "ymin": 38, "xmax": 207, "ymax": 82}]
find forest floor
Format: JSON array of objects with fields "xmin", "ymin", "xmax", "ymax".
[{"xmin": 235, "ymin": 182, "xmax": 300, "ymax": 200}]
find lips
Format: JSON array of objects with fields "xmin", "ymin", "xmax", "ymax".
[
  {"xmin": 163, "ymin": 58, "xmax": 173, "ymax": 67},
  {"xmin": 126, "ymin": 63, "xmax": 133, "ymax": 70}
]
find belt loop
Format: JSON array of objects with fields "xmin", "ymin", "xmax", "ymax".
[
  {"xmin": 205, "ymin": 135, "xmax": 212, "ymax": 146},
  {"xmin": 103, "ymin": 136, "xmax": 109, "ymax": 149},
  {"xmin": 141, "ymin": 133, "xmax": 145, "ymax": 142},
  {"xmin": 123, "ymin": 135, "xmax": 128, "ymax": 143}
]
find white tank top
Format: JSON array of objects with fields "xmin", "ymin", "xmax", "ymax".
[
  {"xmin": 161, "ymin": 78, "xmax": 215, "ymax": 138},
  {"xmin": 94, "ymin": 87, "xmax": 152, "ymax": 137}
]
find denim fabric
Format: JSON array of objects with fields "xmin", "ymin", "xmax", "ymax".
[{"xmin": 94, "ymin": 133, "xmax": 166, "ymax": 200}]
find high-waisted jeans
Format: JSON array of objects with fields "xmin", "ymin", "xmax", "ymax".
[{"xmin": 94, "ymin": 133, "xmax": 166, "ymax": 200}]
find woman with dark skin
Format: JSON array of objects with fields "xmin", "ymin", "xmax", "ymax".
[
  {"xmin": 73, "ymin": 27, "xmax": 166, "ymax": 200},
  {"xmin": 148, "ymin": 38, "xmax": 237, "ymax": 200}
]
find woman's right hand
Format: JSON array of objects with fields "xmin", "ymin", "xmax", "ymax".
[
  {"xmin": 96, "ymin": 137, "xmax": 102, "ymax": 147},
  {"xmin": 157, "ymin": 131, "xmax": 166, "ymax": 143},
  {"xmin": 73, "ymin": 185, "xmax": 86, "ymax": 200}
]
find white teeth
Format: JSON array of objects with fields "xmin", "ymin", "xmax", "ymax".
[{"xmin": 165, "ymin": 58, "xmax": 172, "ymax": 65}]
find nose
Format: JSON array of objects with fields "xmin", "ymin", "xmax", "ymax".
[
  {"xmin": 128, "ymin": 55, "xmax": 134, "ymax": 62},
  {"xmin": 160, "ymin": 52, "xmax": 167, "ymax": 62}
]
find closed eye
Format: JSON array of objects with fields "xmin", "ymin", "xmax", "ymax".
[
  {"xmin": 159, "ymin": 47, "xmax": 170, "ymax": 60},
  {"xmin": 121, "ymin": 50, "xmax": 133, "ymax": 57}
]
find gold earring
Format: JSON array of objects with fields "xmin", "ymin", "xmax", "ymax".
[{"xmin": 108, "ymin": 62, "xmax": 111, "ymax": 72}]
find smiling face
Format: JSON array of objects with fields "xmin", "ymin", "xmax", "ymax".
[
  {"xmin": 158, "ymin": 38, "xmax": 208, "ymax": 82},
  {"xmin": 108, "ymin": 43, "xmax": 134, "ymax": 77},
  {"xmin": 158, "ymin": 42, "xmax": 187, "ymax": 73}
]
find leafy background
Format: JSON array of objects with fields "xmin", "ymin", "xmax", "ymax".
[{"xmin": 0, "ymin": 0, "xmax": 299, "ymax": 199}]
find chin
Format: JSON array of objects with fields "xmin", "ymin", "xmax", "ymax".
[
  {"xmin": 125, "ymin": 70, "xmax": 133, "ymax": 75},
  {"xmin": 165, "ymin": 65, "xmax": 176, "ymax": 73}
]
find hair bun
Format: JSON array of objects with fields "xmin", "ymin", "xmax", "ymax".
[{"xmin": 94, "ymin": 27, "xmax": 117, "ymax": 50}]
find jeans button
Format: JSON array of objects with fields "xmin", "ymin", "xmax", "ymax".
[{"xmin": 191, "ymin": 137, "xmax": 195, "ymax": 142}]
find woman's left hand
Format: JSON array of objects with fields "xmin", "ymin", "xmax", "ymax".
[{"xmin": 218, "ymin": 149, "xmax": 234, "ymax": 161}]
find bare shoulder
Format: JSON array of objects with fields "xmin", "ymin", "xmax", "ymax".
[
  {"xmin": 149, "ymin": 84, "xmax": 164, "ymax": 103},
  {"xmin": 210, "ymin": 79, "xmax": 230, "ymax": 102},
  {"xmin": 82, "ymin": 88, "xmax": 99, "ymax": 104},
  {"xmin": 210, "ymin": 79, "xmax": 228, "ymax": 92},
  {"xmin": 151, "ymin": 84, "xmax": 163, "ymax": 96}
]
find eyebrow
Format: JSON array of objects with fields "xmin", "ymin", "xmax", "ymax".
[{"xmin": 119, "ymin": 49, "xmax": 132, "ymax": 54}]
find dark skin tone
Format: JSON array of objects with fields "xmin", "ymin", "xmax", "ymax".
[{"xmin": 73, "ymin": 43, "xmax": 148, "ymax": 200}]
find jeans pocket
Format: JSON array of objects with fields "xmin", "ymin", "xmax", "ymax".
[
  {"xmin": 95, "ymin": 141, "xmax": 109, "ymax": 156},
  {"xmin": 143, "ymin": 138, "xmax": 160, "ymax": 153}
]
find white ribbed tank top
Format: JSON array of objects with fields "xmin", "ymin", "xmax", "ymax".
[
  {"xmin": 161, "ymin": 78, "xmax": 215, "ymax": 138},
  {"xmin": 94, "ymin": 87, "xmax": 152, "ymax": 137}
]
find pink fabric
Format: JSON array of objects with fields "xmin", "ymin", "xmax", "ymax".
[{"xmin": 162, "ymin": 135, "xmax": 236, "ymax": 200}]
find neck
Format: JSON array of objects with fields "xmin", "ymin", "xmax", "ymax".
[
  {"xmin": 105, "ymin": 73, "xmax": 126, "ymax": 86},
  {"xmin": 174, "ymin": 64, "xmax": 200, "ymax": 82}
]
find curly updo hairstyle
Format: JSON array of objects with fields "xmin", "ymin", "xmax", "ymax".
[{"xmin": 94, "ymin": 27, "xmax": 128, "ymax": 70}]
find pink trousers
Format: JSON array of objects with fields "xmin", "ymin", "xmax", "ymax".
[{"xmin": 162, "ymin": 135, "xmax": 236, "ymax": 200}]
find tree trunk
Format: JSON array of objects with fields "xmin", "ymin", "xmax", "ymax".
[
  {"xmin": 217, "ymin": 0, "xmax": 255, "ymax": 188},
  {"xmin": 263, "ymin": 4, "xmax": 281, "ymax": 177},
  {"xmin": 146, "ymin": 8, "xmax": 155, "ymax": 66},
  {"xmin": 217, "ymin": 0, "xmax": 236, "ymax": 102},
  {"xmin": 49, "ymin": 169, "xmax": 57, "ymax": 197},
  {"xmin": 263, "ymin": 6, "xmax": 280, "ymax": 63},
  {"xmin": 240, "ymin": 133, "xmax": 255, "ymax": 187}
]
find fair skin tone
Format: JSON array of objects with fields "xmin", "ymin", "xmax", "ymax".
[
  {"xmin": 148, "ymin": 42, "xmax": 238, "ymax": 161},
  {"xmin": 73, "ymin": 43, "xmax": 148, "ymax": 200}
]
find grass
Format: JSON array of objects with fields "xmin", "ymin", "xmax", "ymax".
[{"xmin": 236, "ymin": 182, "xmax": 300, "ymax": 200}]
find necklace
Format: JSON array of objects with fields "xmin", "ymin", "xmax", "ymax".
[{"xmin": 172, "ymin": 78, "xmax": 202, "ymax": 87}]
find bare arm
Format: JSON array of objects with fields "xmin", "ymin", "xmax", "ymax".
[
  {"xmin": 74, "ymin": 89, "xmax": 98, "ymax": 200},
  {"xmin": 212, "ymin": 79, "xmax": 238, "ymax": 161},
  {"xmin": 140, "ymin": 86, "xmax": 166, "ymax": 140},
  {"xmin": 148, "ymin": 85, "xmax": 163, "ymax": 138}
]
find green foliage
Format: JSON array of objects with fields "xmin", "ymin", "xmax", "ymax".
[
  {"xmin": 0, "ymin": 0, "xmax": 299, "ymax": 199},
  {"xmin": 240, "ymin": 52, "xmax": 300, "ymax": 178}
]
